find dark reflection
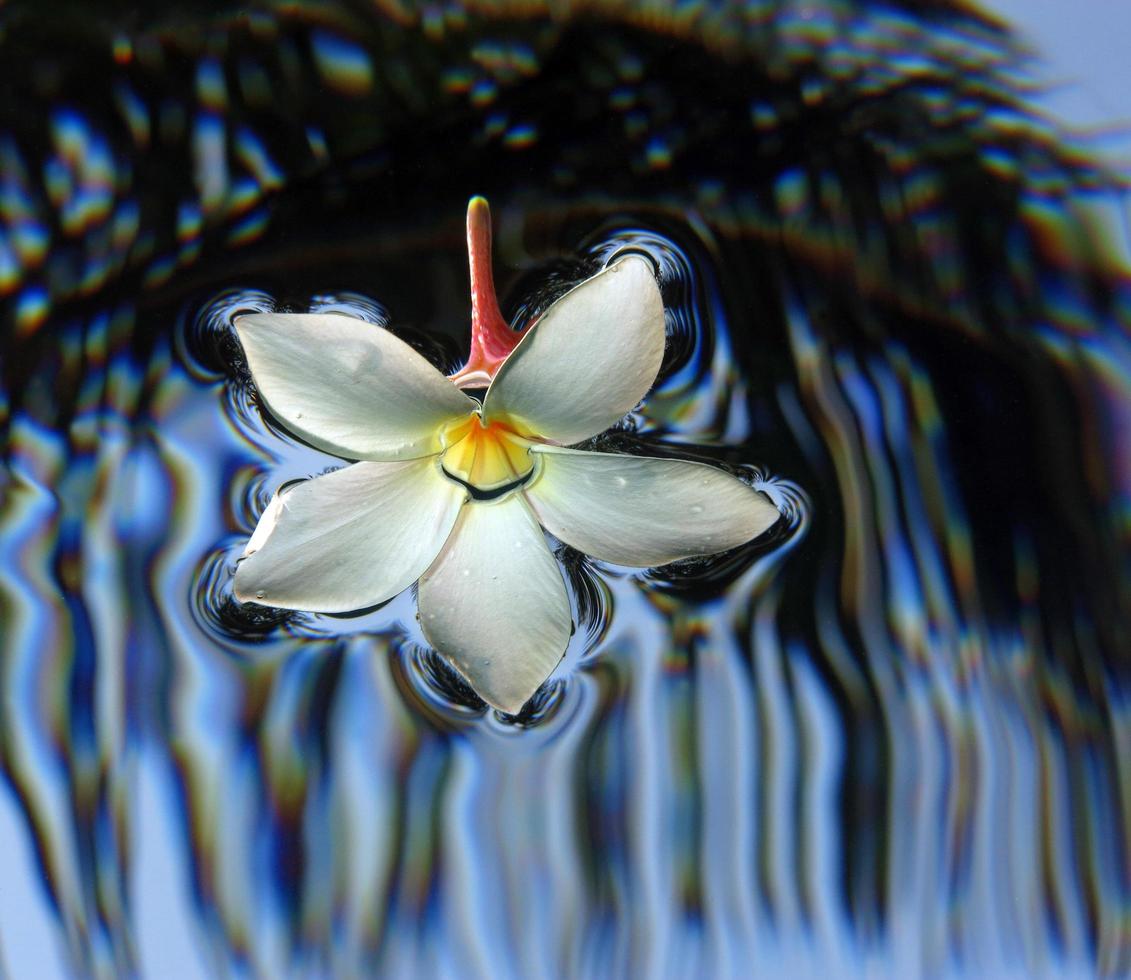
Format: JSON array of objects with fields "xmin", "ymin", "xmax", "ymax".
[{"xmin": 0, "ymin": 0, "xmax": 1128, "ymax": 977}]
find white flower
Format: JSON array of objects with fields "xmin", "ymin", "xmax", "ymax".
[{"xmin": 232, "ymin": 199, "xmax": 779, "ymax": 714}]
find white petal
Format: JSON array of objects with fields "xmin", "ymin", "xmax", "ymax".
[
  {"xmin": 235, "ymin": 313, "xmax": 475, "ymax": 460},
  {"xmin": 524, "ymin": 446, "xmax": 780, "ymax": 566},
  {"xmin": 482, "ymin": 256, "xmax": 665, "ymax": 445},
  {"xmin": 418, "ymin": 495, "xmax": 571, "ymax": 714},
  {"xmin": 235, "ymin": 458, "xmax": 466, "ymax": 612}
]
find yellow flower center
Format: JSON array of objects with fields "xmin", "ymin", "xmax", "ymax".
[{"xmin": 439, "ymin": 412, "xmax": 535, "ymax": 492}]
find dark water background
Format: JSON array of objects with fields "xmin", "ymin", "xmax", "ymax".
[{"xmin": 0, "ymin": 1, "xmax": 1128, "ymax": 977}]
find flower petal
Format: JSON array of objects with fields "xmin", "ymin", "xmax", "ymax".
[
  {"xmin": 235, "ymin": 458, "xmax": 467, "ymax": 613},
  {"xmin": 418, "ymin": 495, "xmax": 571, "ymax": 714},
  {"xmin": 482, "ymin": 256, "xmax": 665, "ymax": 444},
  {"xmin": 235, "ymin": 313, "xmax": 476, "ymax": 460},
  {"xmin": 524, "ymin": 446, "xmax": 780, "ymax": 566}
]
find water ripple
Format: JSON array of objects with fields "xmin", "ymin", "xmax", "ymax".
[{"xmin": 0, "ymin": 1, "xmax": 1128, "ymax": 978}]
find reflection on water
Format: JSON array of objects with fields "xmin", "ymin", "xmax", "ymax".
[{"xmin": 1, "ymin": 1, "xmax": 1129, "ymax": 977}]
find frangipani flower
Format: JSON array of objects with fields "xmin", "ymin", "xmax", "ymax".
[{"xmin": 233, "ymin": 199, "xmax": 779, "ymax": 713}]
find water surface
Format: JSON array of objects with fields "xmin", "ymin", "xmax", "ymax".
[{"xmin": 0, "ymin": 1, "xmax": 1128, "ymax": 977}]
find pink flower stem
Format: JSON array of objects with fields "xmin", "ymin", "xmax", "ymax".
[{"xmin": 450, "ymin": 196, "xmax": 523, "ymax": 388}]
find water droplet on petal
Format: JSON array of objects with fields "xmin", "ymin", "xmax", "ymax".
[
  {"xmin": 255, "ymin": 590, "xmax": 265, "ymax": 599},
  {"xmin": 462, "ymin": 568, "xmax": 471, "ymax": 577},
  {"xmin": 690, "ymin": 504, "xmax": 704, "ymax": 515},
  {"xmin": 615, "ymin": 475, "xmax": 628, "ymax": 488}
]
